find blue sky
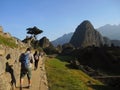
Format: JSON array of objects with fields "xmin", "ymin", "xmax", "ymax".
[{"xmin": 0, "ymin": 0, "xmax": 120, "ymax": 41}]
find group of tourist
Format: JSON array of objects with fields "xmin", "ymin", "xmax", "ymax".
[{"xmin": 19, "ymin": 48, "xmax": 43, "ymax": 89}]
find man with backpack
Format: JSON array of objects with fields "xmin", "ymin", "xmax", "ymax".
[{"xmin": 19, "ymin": 48, "xmax": 34, "ymax": 88}]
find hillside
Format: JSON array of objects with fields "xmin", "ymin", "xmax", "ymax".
[
  {"xmin": 45, "ymin": 56, "xmax": 101, "ymax": 90},
  {"xmin": 0, "ymin": 26, "xmax": 25, "ymax": 48},
  {"xmin": 45, "ymin": 56, "xmax": 118, "ymax": 90}
]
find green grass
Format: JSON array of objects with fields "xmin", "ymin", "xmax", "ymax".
[
  {"xmin": 45, "ymin": 56, "xmax": 104, "ymax": 90},
  {"xmin": 0, "ymin": 35, "xmax": 18, "ymax": 48}
]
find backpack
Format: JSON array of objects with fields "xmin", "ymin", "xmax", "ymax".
[
  {"xmin": 34, "ymin": 54, "xmax": 39, "ymax": 60},
  {"xmin": 21, "ymin": 53, "xmax": 30, "ymax": 68}
]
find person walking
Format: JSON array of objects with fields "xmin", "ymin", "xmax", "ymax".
[
  {"xmin": 34, "ymin": 51, "xmax": 40, "ymax": 70},
  {"xmin": 19, "ymin": 48, "xmax": 34, "ymax": 89}
]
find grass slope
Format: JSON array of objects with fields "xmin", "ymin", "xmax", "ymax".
[
  {"xmin": 45, "ymin": 56, "xmax": 104, "ymax": 90},
  {"xmin": 0, "ymin": 35, "xmax": 17, "ymax": 48}
]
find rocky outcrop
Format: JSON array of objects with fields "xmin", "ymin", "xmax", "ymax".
[
  {"xmin": 39, "ymin": 37, "xmax": 53, "ymax": 48},
  {"xmin": 0, "ymin": 26, "xmax": 3, "ymax": 33},
  {"xmin": 3, "ymin": 32, "xmax": 11, "ymax": 38},
  {"xmin": 70, "ymin": 20, "xmax": 104, "ymax": 48},
  {"xmin": 22, "ymin": 36, "xmax": 35, "ymax": 47},
  {"xmin": 0, "ymin": 26, "xmax": 11, "ymax": 38}
]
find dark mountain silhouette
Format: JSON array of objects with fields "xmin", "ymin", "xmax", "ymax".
[
  {"xmin": 39, "ymin": 36, "xmax": 53, "ymax": 48},
  {"xmin": 51, "ymin": 32, "xmax": 73, "ymax": 46},
  {"xmin": 98, "ymin": 24, "xmax": 120, "ymax": 40},
  {"xmin": 70, "ymin": 20, "xmax": 104, "ymax": 47},
  {"xmin": 111, "ymin": 40, "xmax": 120, "ymax": 46}
]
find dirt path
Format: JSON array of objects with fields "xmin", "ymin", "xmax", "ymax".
[{"xmin": 15, "ymin": 57, "xmax": 48, "ymax": 90}]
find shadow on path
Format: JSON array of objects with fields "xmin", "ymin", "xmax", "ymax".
[{"xmin": 6, "ymin": 62, "xmax": 16, "ymax": 87}]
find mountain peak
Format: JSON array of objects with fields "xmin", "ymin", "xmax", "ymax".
[
  {"xmin": 76, "ymin": 20, "xmax": 94, "ymax": 32},
  {"xmin": 81, "ymin": 20, "xmax": 92, "ymax": 25},
  {"xmin": 70, "ymin": 20, "xmax": 104, "ymax": 47}
]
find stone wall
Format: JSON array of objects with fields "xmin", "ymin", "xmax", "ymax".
[
  {"xmin": 0, "ymin": 26, "xmax": 3, "ymax": 33},
  {"xmin": 0, "ymin": 47, "xmax": 25, "ymax": 90}
]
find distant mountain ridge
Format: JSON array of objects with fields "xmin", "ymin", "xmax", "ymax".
[
  {"xmin": 97, "ymin": 24, "xmax": 120, "ymax": 40},
  {"xmin": 51, "ymin": 32, "xmax": 73, "ymax": 46},
  {"xmin": 52, "ymin": 23, "xmax": 120, "ymax": 46}
]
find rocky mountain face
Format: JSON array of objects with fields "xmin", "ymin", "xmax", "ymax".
[
  {"xmin": 52, "ymin": 32, "xmax": 73, "ymax": 46},
  {"xmin": 70, "ymin": 20, "xmax": 104, "ymax": 48},
  {"xmin": 39, "ymin": 36, "xmax": 53, "ymax": 48}
]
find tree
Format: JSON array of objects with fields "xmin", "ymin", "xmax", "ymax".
[{"xmin": 26, "ymin": 26, "xmax": 43, "ymax": 40}]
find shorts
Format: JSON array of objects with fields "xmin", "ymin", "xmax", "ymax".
[{"xmin": 20, "ymin": 67, "xmax": 32, "ymax": 80}]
